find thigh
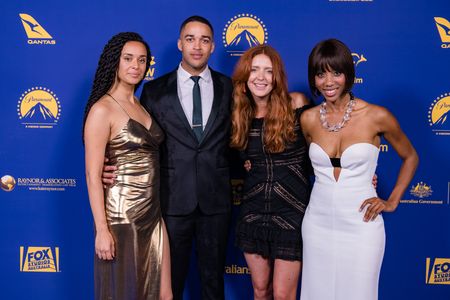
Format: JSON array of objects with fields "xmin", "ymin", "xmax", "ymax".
[
  {"xmin": 273, "ymin": 259, "xmax": 301, "ymax": 300},
  {"xmin": 244, "ymin": 252, "xmax": 272, "ymax": 288}
]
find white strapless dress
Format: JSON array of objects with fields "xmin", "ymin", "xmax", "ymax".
[{"xmin": 300, "ymin": 143, "xmax": 385, "ymax": 300}]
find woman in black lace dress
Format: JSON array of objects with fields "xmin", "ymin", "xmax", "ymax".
[{"xmin": 231, "ymin": 45, "xmax": 311, "ymax": 300}]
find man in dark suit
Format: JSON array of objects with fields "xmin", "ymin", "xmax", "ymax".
[{"xmin": 141, "ymin": 16, "xmax": 232, "ymax": 300}]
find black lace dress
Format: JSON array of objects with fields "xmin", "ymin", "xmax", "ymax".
[{"xmin": 235, "ymin": 106, "xmax": 311, "ymax": 261}]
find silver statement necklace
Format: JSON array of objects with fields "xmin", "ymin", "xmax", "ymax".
[{"xmin": 319, "ymin": 92, "xmax": 356, "ymax": 132}]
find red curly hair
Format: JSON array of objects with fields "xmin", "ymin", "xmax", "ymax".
[{"xmin": 230, "ymin": 45, "xmax": 295, "ymax": 153}]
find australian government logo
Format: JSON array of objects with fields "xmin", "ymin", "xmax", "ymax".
[
  {"xmin": 225, "ymin": 264, "xmax": 250, "ymax": 275},
  {"xmin": 144, "ymin": 56, "xmax": 156, "ymax": 81},
  {"xmin": 434, "ymin": 17, "xmax": 450, "ymax": 48},
  {"xmin": 428, "ymin": 92, "xmax": 450, "ymax": 136},
  {"xmin": 352, "ymin": 52, "xmax": 367, "ymax": 84},
  {"xmin": 401, "ymin": 181, "xmax": 447, "ymax": 205},
  {"xmin": 18, "ymin": 87, "xmax": 61, "ymax": 128},
  {"xmin": 223, "ymin": 14, "xmax": 268, "ymax": 56},
  {"xmin": 19, "ymin": 13, "xmax": 56, "ymax": 45},
  {"xmin": 20, "ymin": 246, "xmax": 60, "ymax": 272},
  {"xmin": 426, "ymin": 258, "xmax": 450, "ymax": 284}
]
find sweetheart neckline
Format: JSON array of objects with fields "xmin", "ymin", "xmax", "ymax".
[{"xmin": 310, "ymin": 142, "xmax": 379, "ymax": 160}]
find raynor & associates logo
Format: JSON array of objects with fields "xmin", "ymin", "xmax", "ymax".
[
  {"xmin": 19, "ymin": 13, "xmax": 56, "ymax": 45},
  {"xmin": 223, "ymin": 14, "xmax": 268, "ymax": 56},
  {"xmin": 20, "ymin": 246, "xmax": 60, "ymax": 272},
  {"xmin": 434, "ymin": 17, "xmax": 450, "ymax": 48},
  {"xmin": 17, "ymin": 87, "xmax": 61, "ymax": 129},
  {"xmin": 428, "ymin": 92, "xmax": 450, "ymax": 136},
  {"xmin": 1, "ymin": 175, "xmax": 16, "ymax": 192},
  {"xmin": 426, "ymin": 258, "xmax": 450, "ymax": 284}
]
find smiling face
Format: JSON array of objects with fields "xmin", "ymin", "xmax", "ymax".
[
  {"xmin": 247, "ymin": 54, "xmax": 274, "ymax": 102},
  {"xmin": 314, "ymin": 68, "xmax": 346, "ymax": 102},
  {"xmin": 116, "ymin": 41, "xmax": 148, "ymax": 86},
  {"xmin": 178, "ymin": 21, "xmax": 215, "ymax": 75}
]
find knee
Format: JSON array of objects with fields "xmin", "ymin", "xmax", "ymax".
[
  {"xmin": 273, "ymin": 286, "xmax": 294, "ymax": 300},
  {"xmin": 253, "ymin": 282, "xmax": 272, "ymax": 299}
]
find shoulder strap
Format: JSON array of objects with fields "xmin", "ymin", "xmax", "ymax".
[{"xmin": 106, "ymin": 93, "xmax": 131, "ymax": 118}]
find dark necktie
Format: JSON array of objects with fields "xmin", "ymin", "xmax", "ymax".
[{"xmin": 191, "ymin": 76, "xmax": 203, "ymax": 141}]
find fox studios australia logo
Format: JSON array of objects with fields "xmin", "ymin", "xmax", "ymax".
[
  {"xmin": 19, "ymin": 13, "xmax": 56, "ymax": 45},
  {"xmin": 434, "ymin": 17, "xmax": 450, "ymax": 48},
  {"xmin": 223, "ymin": 14, "xmax": 268, "ymax": 56},
  {"xmin": 428, "ymin": 92, "xmax": 450, "ymax": 135},
  {"xmin": 426, "ymin": 258, "xmax": 450, "ymax": 284},
  {"xmin": 352, "ymin": 52, "xmax": 367, "ymax": 84},
  {"xmin": 20, "ymin": 246, "xmax": 60, "ymax": 272},
  {"xmin": 144, "ymin": 56, "xmax": 157, "ymax": 81},
  {"xmin": 17, "ymin": 87, "xmax": 61, "ymax": 129}
]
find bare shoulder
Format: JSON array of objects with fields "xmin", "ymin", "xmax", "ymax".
[
  {"xmin": 290, "ymin": 92, "xmax": 310, "ymax": 109},
  {"xmin": 86, "ymin": 96, "xmax": 116, "ymax": 123},
  {"xmin": 300, "ymin": 104, "xmax": 318, "ymax": 124}
]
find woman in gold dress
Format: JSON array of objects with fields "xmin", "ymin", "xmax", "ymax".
[{"xmin": 83, "ymin": 32, "xmax": 172, "ymax": 300}]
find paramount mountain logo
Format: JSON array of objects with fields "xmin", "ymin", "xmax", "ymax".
[
  {"xmin": 19, "ymin": 13, "xmax": 56, "ymax": 45},
  {"xmin": 428, "ymin": 92, "xmax": 450, "ymax": 135},
  {"xmin": 223, "ymin": 14, "xmax": 268, "ymax": 56},
  {"xmin": 434, "ymin": 17, "xmax": 450, "ymax": 48},
  {"xmin": 18, "ymin": 87, "xmax": 61, "ymax": 128}
]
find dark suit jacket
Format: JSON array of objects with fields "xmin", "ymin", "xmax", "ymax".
[{"xmin": 140, "ymin": 68, "xmax": 233, "ymax": 216}]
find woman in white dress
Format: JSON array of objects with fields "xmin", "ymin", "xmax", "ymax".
[{"xmin": 300, "ymin": 39, "xmax": 418, "ymax": 300}]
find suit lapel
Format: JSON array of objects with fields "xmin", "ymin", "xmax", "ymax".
[
  {"xmin": 199, "ymin": 70, "xmax": 222, "ymax": 144},
  {"xmin": 166, "ymin": 71, "xmax": 198, "ymax": 141}
]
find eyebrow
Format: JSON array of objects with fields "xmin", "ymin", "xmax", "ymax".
[
  {"xmin": 122, "ymin": 53, "xmax": 147, "ymax": 57},
  {"xmin": 184, "ymin": 34, "xmax": 212, "ymax": 40}
]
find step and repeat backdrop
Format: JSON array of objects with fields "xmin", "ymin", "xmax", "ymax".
[{"xmin": 1, "ymin": 0, "xmax": 449, "ymax": 299}]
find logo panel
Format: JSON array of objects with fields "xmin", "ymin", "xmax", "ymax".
[
  {"xmin": 426, "ymin": 258, "xmax": 450, "ymax": 284},
  {"xmin": 352, "ymin": 52, "xmax": 367, "ymax": 84},
  {"xmin": 401, "ymin": 181, "xmax": 447, "ymax": 205},
  {"xmin": 223, "ymin": 14, "xmax": 268, "ymax": 56},
  {"xmin": 434, "ymin": 17, "xmax": 450, "ymax": 48},
  {"xmin": 1, "ymin": 175, "xmax": 16, "ymax": 192},
  {"xmin": 19, "ymin": 14, "xmax": 56, "ymax": 45},
  {"xmin": 428, "ymin": 93, "xmax": 450, "ymax": 136},
  {"xmin": 17, "ymin": 87, "xmax": 61, "ymax": 129},
  {"xmin": 144, "ymin": 56, "xmax": 156, "ymax": 81},
  {"xmin": 20, "ymin": 246, "xmax": 60, "ymax": 272}
]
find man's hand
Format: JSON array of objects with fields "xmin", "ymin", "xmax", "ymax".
[{"xmin": 102, "ymin": 157, "xmax": 117, "ymax": 187}]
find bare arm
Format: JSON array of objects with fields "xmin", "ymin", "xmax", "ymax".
[
  {"xmin": 290, "ymin": 92, "xmax": 310, "ymax": 109},
  {"xmin": 380, "ymin": 108, "xmax": 418, "ymax": 210},
  {"xmin": 84, "ymin": 103, "xmax": 115, "ymax": 260},
  {"xmin": 361, "ymin": 107, "xmax": 418, "ymax": 220}
]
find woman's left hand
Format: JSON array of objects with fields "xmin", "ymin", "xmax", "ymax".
[{"xmin": 359, "ymin": 197, "xmax": 397, "ymax": 222}]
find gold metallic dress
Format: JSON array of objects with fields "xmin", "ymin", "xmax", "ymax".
[{"xmin": 95, "ymin": 116, "xmax": 164, "ymax": 300}]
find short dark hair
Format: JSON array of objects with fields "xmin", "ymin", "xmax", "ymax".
[
  {"xmin": 308, "ymin": 38, "xmax": 355, "ymax": 97},
  {"xmin": 179, "ymin": 15, "xmax": 214, "ymax": 37}
]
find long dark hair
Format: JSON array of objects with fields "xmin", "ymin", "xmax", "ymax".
[{"xmin": 82, "ymin": 32, "xmax": 151, "ymax": 141}]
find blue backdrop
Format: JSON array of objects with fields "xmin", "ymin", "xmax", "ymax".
[{"xmin": 1, "ymin": 0, "xmax": 449, "ymax": 299}]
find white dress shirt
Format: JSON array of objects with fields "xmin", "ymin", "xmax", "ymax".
[{"xmin": 177, "ymin": 63, "xmax": 214, "ymax": 130}]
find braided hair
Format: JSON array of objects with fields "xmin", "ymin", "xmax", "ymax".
[{"xmin": 82, "ymin": 32, "xmax": 151, "ymax": 141}]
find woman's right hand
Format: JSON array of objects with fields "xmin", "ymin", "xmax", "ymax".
[
  {"xmin": 244, "ymin": 160, "xmax": 252, "ymax": 172},
  {"xmin": 95, "ymin": 228, "xmax": 115, "ymax": 260}
]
